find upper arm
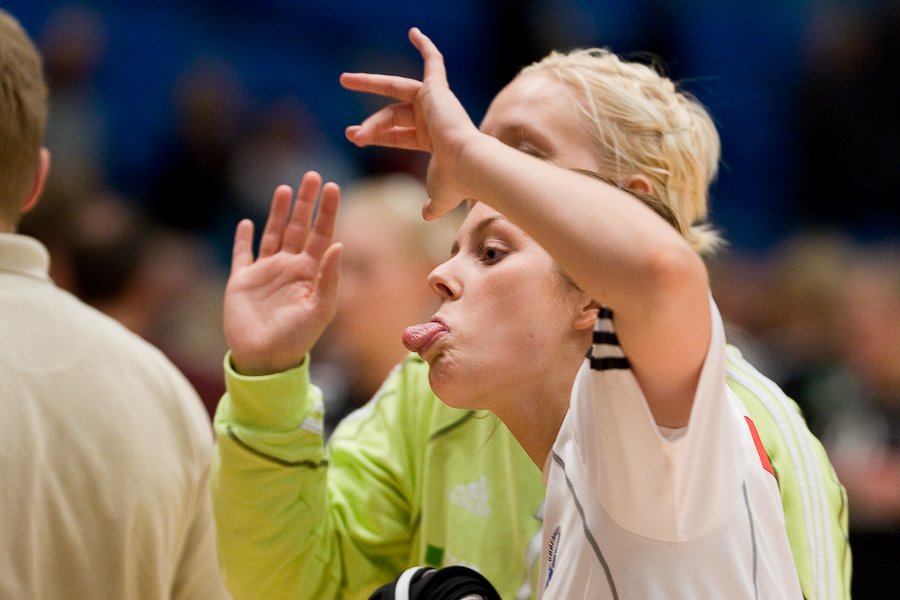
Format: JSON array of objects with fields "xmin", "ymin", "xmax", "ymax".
[{"xmin": 611, "ymin": 245, "xmax": 711, "ymax": 428}]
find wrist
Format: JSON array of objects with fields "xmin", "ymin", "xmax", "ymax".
[
  {"xmin": 229, "ymin": 351, "xmax": 306, "ymax": 377},
  {"xmin": 454, "ymin": 131, "xmax": 497, "ymax": 200}
]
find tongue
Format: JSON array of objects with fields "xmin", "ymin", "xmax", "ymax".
[{"xmin": 402, "ymin": 321, "xmax": 446, "ymax": 353}]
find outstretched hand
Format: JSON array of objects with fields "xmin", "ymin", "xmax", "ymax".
[
  {"xmin": 224, "ymin": 171, "xmax": 342, "ymax": 376},
  {"xmin": 340, "ymin": 27, "xmax": 481, "ymax": 220}
]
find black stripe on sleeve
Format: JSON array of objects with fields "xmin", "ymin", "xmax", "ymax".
[{"xmin": 589, "ymin": 356, "xmax": 631, "ymax": 371}]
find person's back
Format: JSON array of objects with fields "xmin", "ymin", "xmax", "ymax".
[
  {"xmin": 0, "ymin": 9, "xmax": 228, "ymax": 599},
  {"xmin": 0, "ymin": 235, "xmax": 226, "ymax": 599}
]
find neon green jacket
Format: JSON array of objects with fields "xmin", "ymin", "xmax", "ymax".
[{"xmin": 211, "ymin": 348, "xmax": 850, "ymax": 600}]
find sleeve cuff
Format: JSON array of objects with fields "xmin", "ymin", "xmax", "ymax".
[{"xmin": 222, "ymin": 351, "xmax": 317, "ymax": 431}]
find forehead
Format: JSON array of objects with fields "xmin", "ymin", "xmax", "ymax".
[
  {"xmin": 464, "ymin": 201, "xmax": 504, "ymax": 225},
  {"xmin": 458, "ymin": 202, "xmax": 527, "ymax": 244},
  {"xmin": 479, "ymin": 70, "xmax": 602, "ymax": 172}
]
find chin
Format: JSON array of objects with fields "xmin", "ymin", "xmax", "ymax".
[
  {"xmin": 426, "ymin": 352, "xmax": 495, "ymax": 411},
  {"xmin": 428, "ymin": 370, "xmax": 476, "ymax": 410},
  {"xmin": 428, "ymin": 375, "xmax": 460, "ymax": 406}
]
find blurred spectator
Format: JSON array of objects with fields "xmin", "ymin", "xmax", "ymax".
[
  {"xmin": 312, "ymin": 173, "xmax": 461, "ymax": 436},
  {"xmin": 756, "ymin": 230, "xmax": 856, "ymax": 433},
  {"xmin": 708, "ymin": 249, "xmax": 777, "ymax": 373},
  {"xmin": 711, "ymin": 231, "xmax": 857, "ymax": 433},
  {"xmin": 37, "ymin": 4, "xmax": 110, "ymax": 201},
  {"xmin": 812, "ymin": 244, "xmax": 900, "ymax": 597},
  {"xmin": 146, "ymin": 57, "xmax": 246, "ymax": 263},
  {"xmin": 76, "ymin": 195, "xmax": 228, "ymax": 416}
]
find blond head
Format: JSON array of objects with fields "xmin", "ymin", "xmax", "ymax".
[
  {"xmin": 340, "ymin": 172, "xmax": 461, "ymax": 265},
  {"xmin": 522, "ymin": 48, "xmax": 724, "ymax": 255}
]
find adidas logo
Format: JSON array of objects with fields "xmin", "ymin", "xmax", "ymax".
[{"xmin": 448, "ymin": 475, "xmax": 492, "ymax": 517}]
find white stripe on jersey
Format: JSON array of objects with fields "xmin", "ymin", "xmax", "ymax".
[{"xmin": 725, "ymin": 350, "xmax": 839, "ymax": 600}]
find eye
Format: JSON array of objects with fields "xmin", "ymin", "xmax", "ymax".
[{"xmin": 477, "ymin": 242, "xmax": 507, "ymax": 265}]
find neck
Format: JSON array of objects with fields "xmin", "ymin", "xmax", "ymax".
[
  {"xmin": 491, "ymin": 361, "xmax": 579, "ymax": 469},
  {"xmin": 502, "ymin": 407, "xmax": 567, "ymax": 469},
  {"xmin": 491, "ymin": 331, "xmax": 592, "ymax": 469}
]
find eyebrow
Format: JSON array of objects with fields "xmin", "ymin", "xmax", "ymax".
[{"xmin": 449, "ymin": 216, "xmax": 509, "ymax": 256}]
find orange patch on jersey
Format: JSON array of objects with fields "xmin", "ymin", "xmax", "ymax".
[{"xmin": 744, "ymin": 416, "xmax": 774, "ymax": 477}]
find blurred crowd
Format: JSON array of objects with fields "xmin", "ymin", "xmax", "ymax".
[{"xmin": 6, "ymin": 0, "xmax": 899, "ymax": 595}]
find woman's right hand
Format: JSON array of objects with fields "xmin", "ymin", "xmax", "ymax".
[
  {"xmin": 340, "ymin": 27, "xmax": 481, "ymax": 221},
  {"xmin": 223, "ymin": 171, "xmax": 342, "ymax": 376}
]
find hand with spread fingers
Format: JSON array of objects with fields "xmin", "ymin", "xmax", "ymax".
[
  {"xmin": 340, "ymin": 27, "xmax": 480, "ymax": 221},
  {"xmin": 223, "ymin": 171, "xmax": 343, "ymax": 376}
]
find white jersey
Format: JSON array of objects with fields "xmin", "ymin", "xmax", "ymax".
[{"xmin": 539, "ymin": 299, "xmax": 803, "ymax": 599}]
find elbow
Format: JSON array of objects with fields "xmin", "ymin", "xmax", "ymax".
[{"xmin": 643, "ymin": 238, "xmax": 709, "ymax": 301}]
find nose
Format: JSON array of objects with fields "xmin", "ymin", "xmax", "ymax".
[{"xmin": 427, "ymin": 258, "xmax": 460, "ymax": 301}]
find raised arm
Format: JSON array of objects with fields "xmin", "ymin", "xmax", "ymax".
[
  {"xmin": 214, "ymin": 173, "xmax": 414, "ymax": 599},
  {"xmin": 341, "ymin": 29, "xmax": 710, "ymax": 427}
]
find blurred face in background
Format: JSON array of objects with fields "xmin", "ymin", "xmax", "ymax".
[
  {"xmin": 836, "ymin": 260, "xmax": 900, "ymax": 392},
  {"xmin": 325, "ymin": 194, "xmax": 444, "ymax": 396}
]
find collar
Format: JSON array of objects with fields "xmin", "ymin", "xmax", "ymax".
[{"xmin": 0, "ymin": 233, "xmax": 51, "ymax": 282}]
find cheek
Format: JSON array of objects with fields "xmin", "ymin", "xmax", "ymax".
[{"xmin": 505, "ymin": 273, "xmax": 573, "ymax": 317}]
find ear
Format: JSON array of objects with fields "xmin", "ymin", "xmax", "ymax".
[
  {"xmin": 573, "ymin": 299, "xmax": 600, "ymax": 331},
  {"xmin": 623, "ymin": 174, "xmax": 653, "ymax": 196},
  {"xmin": 20, "ymin": 147, "xmax": 50, "ymax": 216}
]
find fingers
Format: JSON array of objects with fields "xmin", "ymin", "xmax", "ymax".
[
  {"xmin": 244, "ymin": 172, "xmax": 340, "ymax": 265},
  {"xmin": 303, "ymin": 181, "xmax": 341, "ymax": 261},
  {"xmin": 341, "ymin": 30, "xmax": 445, "ymax": 95},
  {"xmin": 421, "ymin": 198, "xmax": 445, "ymax": 222},
  {"xmin": 258, "ymin": 185, "xmax": 294, "ymax": 258},
  {"xmin": 346, "ymin": 125, "xmax": 421, "ymax": 150},
  {"xmin": 346, "ymin": 103, "xmax": 419, "ymax": 149},
  {"xmin": 230, "ymin": 219, "xmax": 255, "ymax": 276},
  {"xmin": 408, "ymin": 27, "xmax": 447, "ymax": 84},
  {"xmin": 281, "ymin": 172, "xmax": 323, "ymax": 254},
  {"xmin": 341, "ymin": 30, "xmax": 448, "ymax": 153},
  {"xmin": 339, "ymin": 73, "xmax": 421, "ymax": 104}
]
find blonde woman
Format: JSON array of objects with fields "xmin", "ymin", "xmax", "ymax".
[{"xmin": 340, "ymin": 28, "xmax": 804, "ymax": 597}]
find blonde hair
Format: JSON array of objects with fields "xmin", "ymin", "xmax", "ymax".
[
  {"xmin": 340, "ymin": 173, "xmax": 462, "ymax": 265},
  {"xmin": 0, "ymin": 10, "xmax": 48, "ymax": 223},
  {"xmin": 522, "ymin": 48, "xmax": 724, "ymax": 255}
]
